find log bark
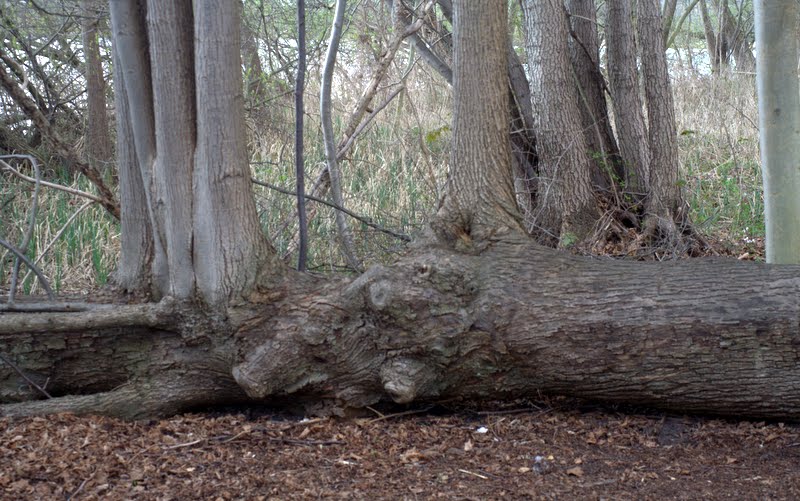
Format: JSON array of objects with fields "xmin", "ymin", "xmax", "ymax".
[{"xmin": 3, "ymin": 244, "xmax": 800, "ymax": 420}]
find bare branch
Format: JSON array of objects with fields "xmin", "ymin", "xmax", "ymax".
[{"xmin": 251, "ymin": 178, "xmax": 411, "ymax": 242}]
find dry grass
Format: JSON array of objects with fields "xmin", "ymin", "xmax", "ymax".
[{"xmin": 1, "ymin": 66, "xmax": 764, "ymax": 295}]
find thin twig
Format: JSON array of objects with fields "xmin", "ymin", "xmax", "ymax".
[
  {"xmin": 66, "ymin": 471, "xmax": 96, "ymax": 501},
  {"xmin": 0, "ymin": 352, "xmax": 53, "ymax": 399},
  {"xmin": 268, "ymin": 438, "xmax": 345, "ymax": 446},
  {"xmin": 252, "ymin": 178, "xmax": 411, "ymax": 242},
  {"xmin": 366, "ymin": 405, "xmax": 435, "ymax": 424}
]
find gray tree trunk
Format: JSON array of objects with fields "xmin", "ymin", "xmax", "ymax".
[
  {"xmin": 638, "ymin": 0, "xmax": 686, "ymax": 238},
  {"xmin": 109, "ymin": 0, "xmax": 279, "ymax": 304},
  {"xmin": 320, "ymin": 0, "xmax": 362, "ymax": 272},
  {"xmin": 524, "ymin": 0, "xmax": 598, "ymax": 245},
  {"xmin": 607, "ymin": 0, "xmax": 651, "ymax": 197},
  {"xmin": 111, "ymin": 43, "xmax": 153, "ymax": 292},
  {"xmin": 80, "ymin": 0, "xmax": 113, "ymax": 174},
  {"xmin": 754, "ymin": 0, "xmax": 800, "ymax": 264},
  {"xmin": 193, "ymin": 1, "xmax": 278, "ymax": 305},
  {"xmin": 567, "ymin": 0, "xmax": 623, "ymax": 190},
  {"xmin": 433, "ymin": 0, "xmax": 524, "ymax": 245}
]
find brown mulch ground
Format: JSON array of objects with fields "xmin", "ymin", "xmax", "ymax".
[{"xmin": 2, "ymin": 399, "xmax": 799, "ymax": 500}]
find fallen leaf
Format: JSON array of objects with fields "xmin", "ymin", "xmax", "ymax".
[{"xmin": 566, "ymin": 466, "xmax": 584, "ymax": 477}]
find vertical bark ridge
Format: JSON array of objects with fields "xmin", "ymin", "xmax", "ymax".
[
  {"xmin": 193, "ymin": 0, "xmax": 280, "ymax": 306},
  {"xmin": 109, "ymin": 0, "xmax": 168, "ymax": 296},
  {"xmin": 147, "ymin": 0, "xmax": 196, "ymax": 299},
  {"xmin": 525, "ymin": 0, "xmax": 598, "ymax": 245},
  {"xmin": 638, "ymin": 0, "xmax": 684, "ymax": 225},
  {"xmin": 607, "ymin": 0, "xmax": 651, "ymax": 197},
  {"xmin": 568, "ymin": 0, "xmax": 622, "ymax": 190},
  {"xmin": 112, "ymin": 44, "xmax": 153, "ymax": 292},
  {"xmin": 434, "ymin": 0, "xmax": 524, "ymax": 247}
]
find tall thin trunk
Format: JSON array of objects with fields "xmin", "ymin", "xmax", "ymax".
[
  {"xmin": 109, "ymin": 0, "xmax": 168, "ymax": 296},
  {"xmin": 607, "ymin": 0, "xmax": 650, "ymax": 197},
  {"xmin": 661, "ymin": 0, "xmax": 679, "ymax": 47},
  {"xmin": 80, "ymin": 0, "xmax": 112, "ymax": 174},
  {"xmin": 193, "ymin": 1, "xmax": 277, "ymax": 305},
  {"xmin": 524, "ymin": 0, "xmax": 597, "ymax": 245},
  {"xmin": 754, "ymin": 0, "xmax": 800, "ymax": 264},
  {"xmin": 568, "ymin": 0, "xmax": 622, "ymax": 190},
  {"xmin": 638, "ymin": 0, "xmax": 684, "ymax": 234},
  {"xmin": 112, "ymin": 43, "xmax": 152, "ymax": 292},
  {"xmin": 321, "ymin": 0, "xmax": 361, "ymax": 271},
  {"xmin": 147, "ymin": 0, "xmax": 196, "ymax": 299},
  {"xmin": 295, "ymin": 0, "xmax": 308, "ymax": 272}
]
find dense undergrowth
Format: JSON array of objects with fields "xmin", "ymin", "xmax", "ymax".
[{"xmin": 0, "ymin": 73, "xmax": 764, "ymax": 295}]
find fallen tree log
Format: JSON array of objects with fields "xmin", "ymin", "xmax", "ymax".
[{"xmin": 2, "ymin": 240, "xmax": 800, "ymax": 420}]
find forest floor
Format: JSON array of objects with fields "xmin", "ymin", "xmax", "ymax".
[
  {"xmin": 2, "ymin": 399, "xmax": 800, "ymax": 500},
  {"xmin": 4, "ymin": 236, "xmax": 799, "ymax": 500}
]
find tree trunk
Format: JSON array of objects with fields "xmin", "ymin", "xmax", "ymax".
[
  {"xmin": 80, "ymin": 0, "xmax": 113, "ymax": 174},
  {"xmin": 754, "ymin": 0, "xmax": 800, "ymax": 264},
  {"xmin": 193, "ymin": 1, "xmax": 278, "ymax": 305},
  {"xmin": 524, "ymin": 0, "xmax": 598, "ymax": 246},
  {"xmin": 567, "ymin": 0, "xmax": 623, "ymax": 190},
  {"xmin": 433, "ymin": 0, "xmax": 524, "ymax": 245},
  {"xmin": 607, "ymin": 0, "xmax": 650, "ymax": 197},
  {"xmin": 638, "ymin": 0, "xmax": 686, "ymax": 240},
  {"xmin": 4, "ymin": 247, "xmax": 800, "ymax": 421},
  {"xmin": 112, "ymin": 43, "xmax": 153, "ymax": 292}
]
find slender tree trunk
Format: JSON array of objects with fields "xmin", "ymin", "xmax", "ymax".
[
  {"xmin": 524, "ymin": 0, "xmax": 598, "ymax": 246},
  {"xmin": 638, "ymin": 0, "xmax": 685, "ymax": 238},
  {"xmin": 321, "ymin": 0, "xmax": 362, "ymax": 271},
  {"xmin": 80, "ymin": 0, "xmax": 113, "ymax": 174},
  {"xmin": 567, "ymin": 0, "xmax": 623, "ymax": 190},
  {"xmin": 112, "ymin": 44, "xmax": 153, "ymax": 292},
  {"xmin": 662, "ymin": 0, "xmax": 679, "ymax": 47},
  {"xmin": 295, "ymin": 0, "xmax": 308, "ymax": 272},
  {"xmin": 607, "ymin": 0, "xmax": 650, "ymax": 198},
  {"xmin": 700, "ymin": 0, "xmax": 722, "ymax": 74},
  {"xmin": 109, "ymin": 0, "xmax": 168, "ymax": 296},
  {"xmin": 193, "ymin": 1, "xmax": 278, "ymax": 305},
  {"xmin": 147, "ymin": 0, "xmax": 196, "ymax": 299},
  {"xmin": 754, "ymin": 0, "xmax": 800, "ymax": 264}
]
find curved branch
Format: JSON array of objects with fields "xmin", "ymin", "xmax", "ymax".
[
  {"xmin": 1, "ymin": 155, "xmax": 40, "ymax": 304},
  {"xmin": 0, "ymin": 162, "xmax": 105, "ymax": 203},
  {"xmin": 0, "ymin": 237, "xmax": 54, "ymax": 301}
]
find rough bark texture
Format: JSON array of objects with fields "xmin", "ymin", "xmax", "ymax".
[
  {"xmin": 568, "ymin": 0, "xmax": 622, "ymax": 190},
  {"xmin": 193, "ymin": 1, "xmax": 278, "ymax": 305},
  {"xmin": 112, "ymin": 44, "xmax": 153, "ymax": 292},
  {"xmin": 80, "ymin": 0, "xmax": 113, "ymax": 174},
  {"xmin": 4, "ymin": 247, "xmax": 800, "ymax": 421},
  {"xmin": 109, "ymin": 0, "xmax": 168, "ymax": 296},
  {"xmin": 147, "ymin": 0, "xmax": 196, "ymax": 299},
  {"xmin": 434, "ymin": 0, "xmax": 524, "ymax": 246},
  {"xmin": 638, "ymin": 0, "xmax": 684, "ymax": 233},
  {"xmin": 607, "ymin": 0, "xmax": 651, "ymax": 197},
  {"xmin": 524, "ymin": 0, "xmax": 598, "ymax": 245}
]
